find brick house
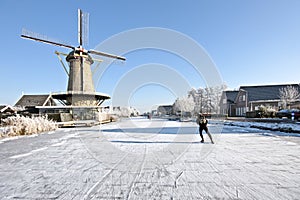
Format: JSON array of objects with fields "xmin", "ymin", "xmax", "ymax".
[
  {"xmin": 220, "ymin": 91, "xmax": 239, "ymax": 116},
  {"xmin": 220, "ymin": 84, "xmax": 300, "ymax": 117}
]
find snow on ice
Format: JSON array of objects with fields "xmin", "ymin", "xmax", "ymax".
[{"xmin": 0, "ymin": 117, "xmax": 299, "ymax": 199}]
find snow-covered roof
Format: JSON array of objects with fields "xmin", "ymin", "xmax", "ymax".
[{"xmin": 0, "ymin": 105, "xmax": 15, "ymax": 113}]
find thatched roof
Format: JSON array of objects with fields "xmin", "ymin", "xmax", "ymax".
[{"xmin": 14, "ymin": 94, "xmax": 51, "ymax": 107}]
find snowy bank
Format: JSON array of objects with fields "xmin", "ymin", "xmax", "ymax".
[{"xmin": 225, "ymin": 120, "xmax": 300, "ymax": 134}]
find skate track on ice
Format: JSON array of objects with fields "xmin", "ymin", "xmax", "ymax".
[{"xmin": 0, "ymin": 117, "xmax": 299, "ymax": 199}]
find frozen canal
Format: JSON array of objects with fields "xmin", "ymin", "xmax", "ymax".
[{"xmin": 0, "ymin": 117, "xmax": 299, "ymax": 199}]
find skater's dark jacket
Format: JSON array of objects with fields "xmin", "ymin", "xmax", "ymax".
[{"xmin": 196, "ymin": 117, "xmax": 208, "ymax": 128}]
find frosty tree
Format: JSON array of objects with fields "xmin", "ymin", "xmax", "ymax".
[
  {"xmin": 112, "ymin": 106, "xmax": 140, "ymax": 117},
  {"xmin": 188, "ymin": 88, "xmax": 204, "ymax": 114},
  {"xmin": 186, "ymin": 85, "xmax": 227, "ymax": 114},
  {"xmin": 279, "ymin": 86, "xmax": 300, "ymax": 109},
  {"xmin": 174, "ymin": 96, "xmax": 195, "ymax": 116}
]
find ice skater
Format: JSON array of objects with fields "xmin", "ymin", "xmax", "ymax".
[{"xmin": 196, "ymin": 113, "xmax": 214, "ymax": 144}]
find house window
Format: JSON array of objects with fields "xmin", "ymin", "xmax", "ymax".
[
  {"xmin": 243, "ymin": 107, "xmax": 246, "ymax": 115},
  {"xmin": 236, "ymin": 107, "xmax": 244, "ymax": 116},
  {"xmin": 242, "ymin": 95, "xmax": 246, "ymax": 101},
  {"xmin": 223, "ymin": 99, "xmax": 227, "ymax": 104}
]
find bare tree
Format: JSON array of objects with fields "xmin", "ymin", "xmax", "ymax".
[{"xmin": 279, "ymin": 86, "xmax": 300, "ymax": 109}]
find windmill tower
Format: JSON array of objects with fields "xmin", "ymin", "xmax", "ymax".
[{"xmin": 21, "ymin": 9, "xmax": 125, "ymax": 107}]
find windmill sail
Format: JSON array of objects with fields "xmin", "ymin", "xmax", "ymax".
[
  {"xmin": 77, "ymin": 9, "xmax": 89, "ymax": 47},
  {"xmin": 21, "ymin": 28, "xmax": 74, "ymax": 49},
  {"xmin": 82, "ymin": 11, "xmax": 89, "ymax": 46},
  {"xmin": 88, "ymin": 49, "xmax": 126, "ymax": 61},
  {"xmin": 78, "ymin": 9, "xmax": 83, "ymax": 46}
]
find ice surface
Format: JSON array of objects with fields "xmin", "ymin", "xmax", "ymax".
[{"xmin": 0, "ymin": 117, "xmax": 299, "ymax": 199}]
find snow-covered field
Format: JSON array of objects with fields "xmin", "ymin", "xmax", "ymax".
[{"xmin": 0, "ymin": 117, "xmax": 299, "ymax": 199}]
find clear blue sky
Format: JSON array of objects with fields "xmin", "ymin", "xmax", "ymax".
[{"xmin": 1, "ymin": 0, "xmax": 300, "ymax": 112}]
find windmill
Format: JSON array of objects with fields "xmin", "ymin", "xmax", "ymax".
[{"xmin": 21, "ymin": 9, "xmax": 125, "ymax": 107}]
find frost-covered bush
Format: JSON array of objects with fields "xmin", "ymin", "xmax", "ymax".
[
  {"xmin": 0, "ymin": 116, "xmax": 57, "ymax": 137},
  {"xmin": 112, "ymin": 107, "xmax": 140, "ymax": 118},
  {"xmin": 258, "ymin": 105, "xmax": 276, "ymax": 118}
]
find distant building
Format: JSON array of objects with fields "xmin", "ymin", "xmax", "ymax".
[
  {"xmin": 220, "ymin": 84, "xmax": 300, "ymax": 117},
  {"xmin": 151, "ymin": 110, "xmax": 157, "ymax": 116},
  {"xmin": 0, "ymin": 105, "xmax": 16, "ymax": 114},
  {"xmin": 157, "ymin": 105, "xmax": 173, "ymax": 116},
  {"xmin": 0, "ymin": 105, "xmax": 17, "ymax": 123}
]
